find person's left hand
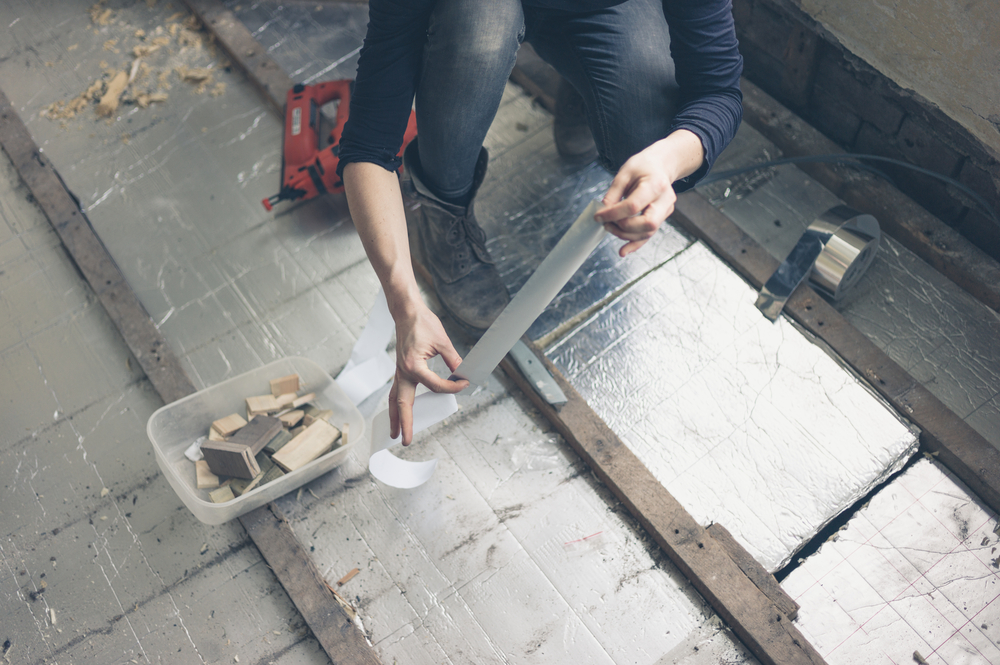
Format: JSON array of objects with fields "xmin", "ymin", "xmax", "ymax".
[{"xmin": 596, "ymin": 129, "xmax": 704, "ymax": 257}]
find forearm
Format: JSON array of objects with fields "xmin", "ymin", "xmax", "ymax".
[
  {"xmin": 342, "ymin": 162, "xmax": 423, "ymax": 320},
  {"xmin": 652, "ymin": 128, "xmax": 705, "ymax": 184}
]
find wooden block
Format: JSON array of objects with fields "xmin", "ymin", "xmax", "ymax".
[
  {"xmin": 289, "ymin": 425, "xmax": 306, "ymax": 437},
  {"xmin": 211, "ymin": 413, "xmax": 247, "ymax": 437},
  {"xmin": 279, "ymin": 409, "xmax": 304, "ymax": 428},
  {"xmin": 272, "ymin": 420, "xmax": 340, "ymax": 472},
  {"xmin": 270, "ymin": 374, "xmax": 300, "ymax": 397},
  {"xmin": 302, "ymin": 406, "xmax": 333, "ymax": 427},
  {"xmin": 246, "ymin": 394, "xmax": 280, "ymax": 416},
  {"xmin": 291, "ymin": 392, "xmax": 315, "ymax": 409},
  {"xmin": 201, "ymin": 440, "xmax": 260, "ymax": 479},
  {"xmin": 208, "ymin": 427, "xmax": 225, "ymax": 442},
  {"xmin": 341, "ymin": 423, "xmax": 349, "ymax": 447},
  {"xmin": 259, "ymin": 460, "xmax": 286, "ymax": 487},
  {"xmin": 230, "ymin": 464, "xmax": 267, "ymax": 496},
  {"xmin": 275, "ymin": 392, "xmax": 297, "ymax": 408},
  {"xmin": 228, "ymin": 415, "xmax": 283, "ymax": 455},
  {"xmin": 195, "ymin": 460, "xmax": 220, "ymax": 489},
  {"xmin": 209, "ymin": 485, "xmax": 235, "ymax": 503},
  {"xmin": 264, "ymin": 429, "xmax": 294, "ymax": 455}
]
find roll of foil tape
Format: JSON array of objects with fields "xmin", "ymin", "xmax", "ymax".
[{"xmin": 756, "ymin": 205, "xmax": 880, "ymax": 321}]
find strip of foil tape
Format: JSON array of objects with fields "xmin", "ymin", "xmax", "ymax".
[
  {"xmin": 756, "ymin": 205, "xmax": 880, "ymax": 321},
  {"xmin": 366, "ymin": 200, "xmax": 606, "ymax": 488}
]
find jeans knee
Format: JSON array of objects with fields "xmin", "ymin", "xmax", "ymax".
[{"xmin": 426, "ymin": 0, "xmax": 523, "ymax": 73}]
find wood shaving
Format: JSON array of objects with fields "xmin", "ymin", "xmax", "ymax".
[
  {"xmin": 97, "ymin": 70, "xmax": 128, "ymax": 117},
  {"xmin": 134, "ymin": 29, "xmax": 146, "ymax": 38},
  {"xmin": 176, "ymin": 65, "xmax": 213, "ymax": 93},
  {"xmin": 135, "ymin": 91, "xmax": 168, "ymax": 108},
  {"xmin": 90, "ymin": 4, "xmax": 113, "ymax": 26},
  {"xmin": 68, "ymin": 44, "xmax": 78, "ymax": 51},
  {"xmin": 102, "ymin": 39, "xmax": 117, "ymax": 51}
]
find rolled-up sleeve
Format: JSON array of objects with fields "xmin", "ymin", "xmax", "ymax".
[
  {"xmin": 663, "ymin": 0, "xmax": 743, "ymax": 191},
  {"xmin": 336, "ymin": 0, "xmax": 434, "ymax": 178}
]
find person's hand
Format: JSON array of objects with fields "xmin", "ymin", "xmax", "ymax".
[
  {"xmin": 596, "ymin": 130, "xmax": 704, "ymax": 257},
  {"xmin": 389, "ymin": 304, "xmax": 468, "ymax": 445}
]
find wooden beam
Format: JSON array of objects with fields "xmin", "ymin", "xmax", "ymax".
[
  {"xmin": 707, "ymin": 523, "xmax": 799, "ymax": 620},
  {"xmin": 0, "ymin": 84, "xmax": 379, "ymax": 664},
  {"xmin": 499, "ymin": 346, "xmax": 825, "ymax": 665},
  {"xmin": 671, "ymin": 191, "xmax": 1000, "ymax": 515},
  {"xmin": 739, "ymin": 78, "xmax": 1000, "ymax": 314}
]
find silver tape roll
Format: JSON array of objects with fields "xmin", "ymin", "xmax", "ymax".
[{"xmin": 756, "ymin": 205, "xmax": 880, "ymax": 321}]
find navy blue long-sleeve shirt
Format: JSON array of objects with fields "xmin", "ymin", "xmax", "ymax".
[{"xmin": 338, "ymin": 0, "xmax": 743, "ymax": 192}]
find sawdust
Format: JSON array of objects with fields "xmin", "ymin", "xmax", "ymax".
[
  {"xmin": 42, "ymin": 4, "xmax": 227, "ymax": 124},
  {"xmin": 90, "ymin": 3, "xmax": 113, "ymax": 26},
  {"xmin": 135, "ymin": 91, "xmax": 168, "ymax": 108},
  {"xmin": 176, "ymin": 65, "xmax": 214, "ymax": 93},
  {"xmin": 97, "ymin": 70, "xmax": 128, "ymax": 116}
]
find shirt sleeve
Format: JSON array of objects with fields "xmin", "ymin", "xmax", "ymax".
[
  {"xmin": 662, "ymin": 0, "xmax": 744, "ymax": 191},
  {"xmin": 336, "ymin": 0, "xmax": 434, "ymax": 178}
]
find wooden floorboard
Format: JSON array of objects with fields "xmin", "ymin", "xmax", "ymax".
[{"xmin": 0, "ymin": 86, "xmax": 379, "ymax": 665}]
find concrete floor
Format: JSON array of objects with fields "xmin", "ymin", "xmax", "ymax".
[{"xmin": 2, "ymin": 1, "xmax": 1000, "ymax": 664}]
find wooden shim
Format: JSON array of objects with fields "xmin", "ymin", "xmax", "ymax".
[
  {"xmin": 241, "ymin": 503, "xmax": 381, "ymax": 664},
  {"xmin": 201, "ymin": 440, "xmax": 260, "ymax": 479},
  {"xmin": 270, "ymin": 374, "xmax": 300, "ymax": 397},
  {"xmin": 739, "ymin": 79, "xmax": 1000, "ymax": 314},
  {"xmin": 209, "ymin": 485, "xmax": 236, "ymax": 503},
  {"xmin": 0, "ymin": 88, "xmax": 195, "ymax": 405},
  {"xmin": 275, "ymin": 392, "xmax": 297, "ymax": 408},
  {"xmin": 208, "ymin": 427, "xmax": 225, "ymax": 441},
  {"xmin": 498, "ymin": 344, "xmax": 825, "ymax": 665},
  {"xmin": 671, "ymin": 191, "xmax": 1000, "ymax": 515},
  {"xmin": 303, "ymin": 408, "xmax": 333, "ymax": 427},
  {"xmin": 273, "ymin": 419, "xmax": 340, "ymax": 472},
  {"xmin": 707, "ymin": 523, "xmax": 799, "ymax": 620},
  {"xmin": 228, "ymin": 415, "xmax": 283, "ymax": 455},
  {"xmin": 278, "ymin": 409, "xmax": 304, "ymax": 428},
  {"xmin": 212, "ymin": 413, "xmax": 247, "ymax": 437},
  {"xmin": 246, "ymin": 394, "xmax": 280, "ymax": 417},
  {"xmin": 292, "ymin": 392, "xmax": 316, "ymax": 409},
  {"xmin": 195, "ymin": 460, "xmax": 221, "ymax": 489},
  {"xmin": 0, "ymin": 78, "xmax": 377, "ymax": 664}
]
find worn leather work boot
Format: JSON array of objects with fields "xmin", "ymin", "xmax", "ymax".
[
  {"xmin": 553, "ymin": 78, "xmax": 598, "ymax": 165},
  {"xmin": 401, "ymin": 140, "xmax": 511, "ymax": 336}
]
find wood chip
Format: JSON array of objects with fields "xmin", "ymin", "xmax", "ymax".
[
  {"xmin": 246, "ymin": 395, "xmax": 280, "ymax": 417},
  {"xmin": 212, "ymin": 413, "xmax": 247, "ymax": 437},
  {"xmin": 270, "ymin": 374, "xmax": 300, "ymax": 397},
  {"xmin": 291, "ymin": 393, "xmax": 315, "ymax": 409},
  {"xmin": 272, "ymin": 420, "xmax": 340, "ymax": 472},
  {"xmin": 209, "ymin": 485, "xmax": 235, "ymax": 503},
  {"xmin": 97, "ymin": 71, "xmax": 128, "ymax": 117},
  {"xmin": 337, "ymin": 567, "xmax": 359, "ymax": 586},
  {"xmin": 278, "ymin": 410, "xmax": 304, "ymax": 428},
  {"xmin": 195, "ymin": 460, "xmax": 220, "ymax": 489}
]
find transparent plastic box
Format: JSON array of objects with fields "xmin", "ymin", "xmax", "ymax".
[{"xmin": 146, "ymin": 357, "xmax": 365, "ymax": 524}]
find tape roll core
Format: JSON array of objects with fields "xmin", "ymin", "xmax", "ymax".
[{"xmin": 756, "ymin": 205, "xmax": 880, "ymax": 320}]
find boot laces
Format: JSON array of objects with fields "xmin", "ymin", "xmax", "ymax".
[{"xmin": 448, "ymin": 214, "xmax": 488, "ymax": 257}]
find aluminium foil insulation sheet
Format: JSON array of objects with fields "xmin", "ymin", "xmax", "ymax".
[
  {"xmin": 783, "ymin": 458, "xmax": 1000, "ymax": 663},
  {"xmin": 700, "ymin": 123, "xmax": 1000, "ymax": 450},
  {"xmin": 547, "ymin": 240, "xmax": 920, "ymax": 572}
]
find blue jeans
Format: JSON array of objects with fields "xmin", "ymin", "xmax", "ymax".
[{"xmin": 414, "ymin": 0, "xmax": 679, "ymax": 203}]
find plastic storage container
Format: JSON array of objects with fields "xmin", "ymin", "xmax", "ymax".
[{"xmin": 146, "ymin": 357, "xmax": 365, "ymax": 524}]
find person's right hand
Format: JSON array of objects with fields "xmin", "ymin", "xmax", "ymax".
[{"xmin": 388, "ymin": 304, "xmax": 468, "ymax": 445}]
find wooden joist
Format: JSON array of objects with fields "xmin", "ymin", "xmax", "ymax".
[
  {"xmin": 499, "ymin": 344, "xmax": 825, "ymax": 665},
  {"xmin": 671, "ymin": 192, "xmax": 1000, "ymax": 516}
]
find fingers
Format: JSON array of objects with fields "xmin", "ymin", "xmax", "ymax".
[{"xmin": 393, "ymin": 372, "xmax": 417, "ymax": 446}]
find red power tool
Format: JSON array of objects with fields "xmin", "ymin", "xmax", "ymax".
[{"xmin": 262, "ymin": 80, "xmax": 418, "ymax": 211}]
